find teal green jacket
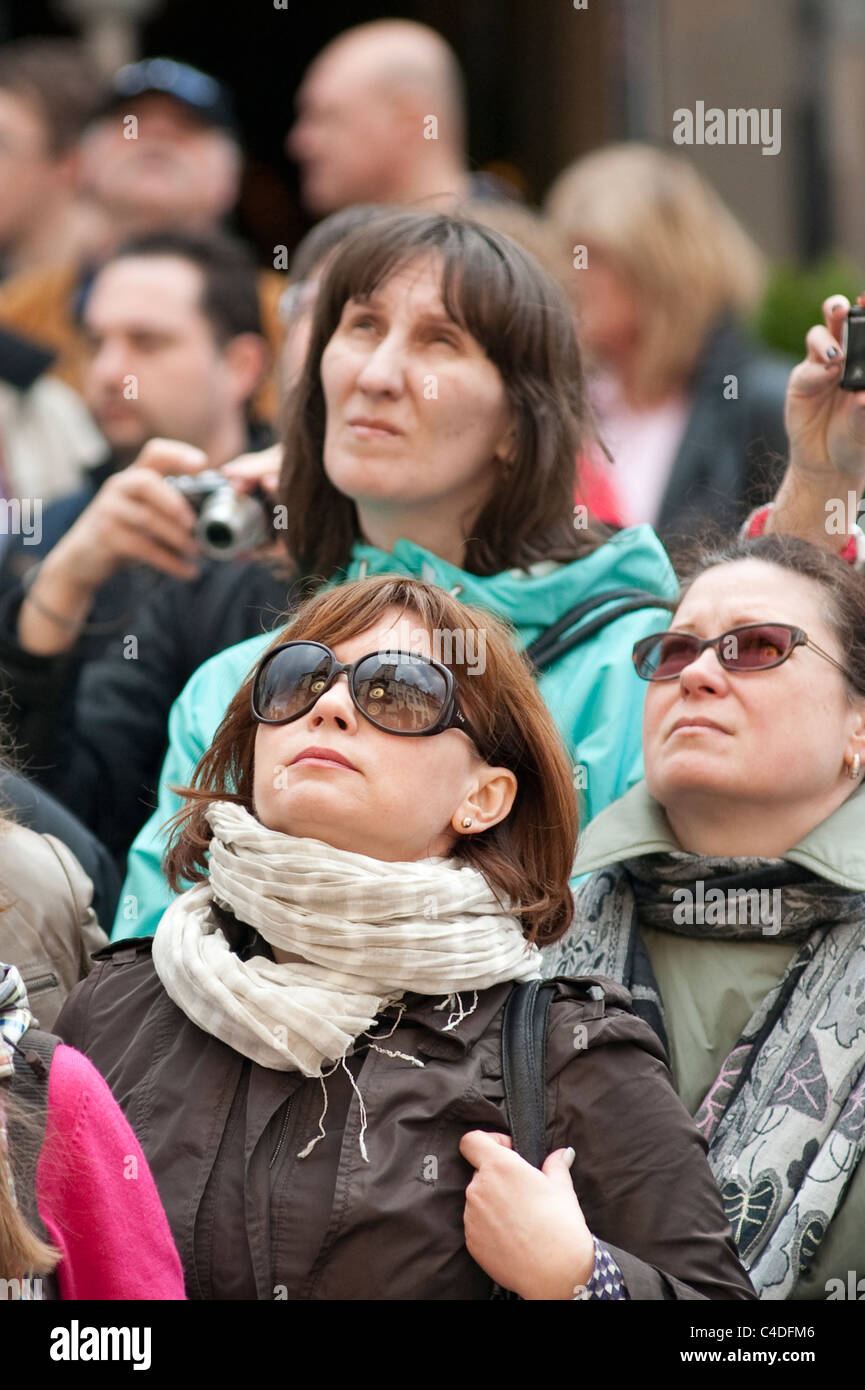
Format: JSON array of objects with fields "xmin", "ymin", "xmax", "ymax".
[{"xmin": 112, "ymin": 525, "xmax": 677, "ymax": 938}]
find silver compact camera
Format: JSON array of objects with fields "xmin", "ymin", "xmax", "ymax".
[{"xmin": 166, "ymin": 471, "xmax": 272, "ymax": 561}]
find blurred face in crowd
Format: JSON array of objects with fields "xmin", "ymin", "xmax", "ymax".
[
  {"xmin": 642, "ymin": 560, "xmax": 865, "ymax": 843},
  {"xmin": 287, "ymin": 52, "xmax": 406, "ymax": 215},
  {"xmin": 82, "ymin": 253, "xmax": 247, "ymax": 458},
  {"xmin": 80, "ymin": 94, "xmax": 240, "ymax": 233},
  {"xmin": 0, "ymin": 87, "xmax": 74, "ymax": 251},
  {"xmin": 253, "ymin": 607, "xmax": 514, "ymax": 862},
  {"xmin": 320, "ymin": 254, "xmax": 515, "ymax": 535},
  {"xmin": 571, "ymin": 244, "xmax": 642, "ymax": 368}
]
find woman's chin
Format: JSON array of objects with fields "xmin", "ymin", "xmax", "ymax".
[{"xmin": 647, "ymin": 760, "xmax": 739, "ymax": 804}]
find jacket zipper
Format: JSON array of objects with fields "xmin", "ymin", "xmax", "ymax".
[
  {"xmin": 24, "ymin": 972, "xmax": 59, "ymax": 996},
  {"xmin": 269, "ymin": 1101, "xmax": 291, "ymax": 1169}
]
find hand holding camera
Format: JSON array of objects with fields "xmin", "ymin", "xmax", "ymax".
[
  {"xmin": 783, "ymin": 293, "xmax": 865, "ymax": 486},
  {"xmin": 765, "ymin": 293, "xmax": 865, "ymax": 558},
  {"xmin": 18, "ymin": 439, "xmax": 276, "ymax": 657},
  {"xmin": 164, "ymin": 470, "xmax": 273, "ymax": 562}
]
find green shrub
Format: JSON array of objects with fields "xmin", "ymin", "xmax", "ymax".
[{"xmin": 753, "ymin": 254, "xmax": 864, "ymax": 357}]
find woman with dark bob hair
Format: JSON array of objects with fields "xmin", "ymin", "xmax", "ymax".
[
  {"xmin": 115, "ymin": 213, "xmax": 860, "ymax": 935},
  {"xmin": 58, "ymin": 575, "xmax": 753, "ymax": 1300},
  {"xmin": 545, "ymin": 536, "xmax": 865, "ymax": 1299}
]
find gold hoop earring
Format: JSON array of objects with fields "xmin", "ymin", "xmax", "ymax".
[{"xmin": 847, "ymin": 753, "xmax": 861, "ymax": 780}]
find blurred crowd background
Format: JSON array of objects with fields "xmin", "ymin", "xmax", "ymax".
[
  {"xmin": 1, "ymin": 0, "xmax": 864, "ymax": 340},
  {"xmin": 2, "ymin": 0, "xmax": 865, "ymax": 1313}
]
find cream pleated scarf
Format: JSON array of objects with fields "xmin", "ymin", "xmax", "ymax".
[{"xmin": 152, "ymin": 801, "xmax": 541, "ymax": 1081}]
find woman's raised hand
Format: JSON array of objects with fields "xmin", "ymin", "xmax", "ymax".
[
  {"xmin": 769, "ymin": 293, "xmax": 865, "ymax": 552},
  {"xmin": 459, "ymin": 1129, "xmax": 595, "ymax": 1300},
  {"xmin": 785, "ymin": 294, "xmax": 865, "ymax": 484}
]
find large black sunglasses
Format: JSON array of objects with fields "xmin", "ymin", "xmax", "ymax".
[
  {"xmin": 633, "ymin": 621, "xmax": 850, "ymax": 681},
  {"xmin": 251, "ymin": 640, "xmax": 483, "ymax": 744}
]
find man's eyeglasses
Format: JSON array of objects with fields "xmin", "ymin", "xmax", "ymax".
[
  {"xmin": 251, "ymin": 640, "xmax": 483, "ymax": 744},
  {"xmin": 632, "ymin": 622, "xmax": 850, "ymax": 682}
]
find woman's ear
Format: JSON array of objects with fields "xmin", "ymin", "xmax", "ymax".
[
  {"xmin": 452, "ymin": 765, "xmax": 518, "ymax": 835},
  {"xmin": 844, "ymin": 702, "xmax": 865, "ymax": 780},
  {"xmin": 493, "ymin": 411, "xmax": 519, "ymax": 467}
]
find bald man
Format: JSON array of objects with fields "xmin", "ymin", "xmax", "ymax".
[{"xmin": 287, "ymin": 20, "xmax": 511, "ymax": 215}]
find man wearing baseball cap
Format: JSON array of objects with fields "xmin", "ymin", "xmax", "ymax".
[
  {"xmin": 82, "ymin": 57, "xmax": 242, "ymax": 242},
  {"xmin": 0, "ymin": 56, "xmax": 282, "ymax": 423}
]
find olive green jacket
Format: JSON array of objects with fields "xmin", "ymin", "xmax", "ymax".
[{"xmin": 568, "ymin": 780, "xmax": 865, "ymax": 1302}]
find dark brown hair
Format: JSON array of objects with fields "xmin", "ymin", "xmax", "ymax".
[
  {"xmin": 103, "ymin": 229, "xmax": 263, "ymax": 346},
  {"xmin": 0, "ymin": 40, "xmax": 104, "ymax": 154},
  {"xmin": 164, "ymin": 576, "xmax": 578, "ymax": 944},
  {"xmin": 678, "ymin": 534, "xmax": 865, "ymax": 701},
  {"xmin": 276, "ymin": 209, "xmax": 606, "ymax": 581}
]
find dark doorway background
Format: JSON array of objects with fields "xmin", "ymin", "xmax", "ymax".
[{"xmin": 0, "ymin": 0, "xmax": 611, "ymax": 262}]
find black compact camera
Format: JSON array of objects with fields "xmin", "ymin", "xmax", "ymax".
[
  {"xmin": 166, "ymin": 471, "xmax": 273, "ymax": 561},
  {"xmin": 841, "ymin": 306, "xmax": 865, "ymax": 391}
]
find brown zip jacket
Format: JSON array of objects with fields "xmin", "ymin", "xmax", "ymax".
[{"xmin": 55, "ymin": 933, "xmax": 754, "ymax": 1301}]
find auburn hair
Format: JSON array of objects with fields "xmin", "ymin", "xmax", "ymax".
[{"xmin": 164, "ymin": 576, "xmax": 578, "ymax": 944}]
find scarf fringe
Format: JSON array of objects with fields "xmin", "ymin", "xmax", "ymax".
[{"xmin": 435, "ymin": 990, "xmax": 479, "ymax": 1031}]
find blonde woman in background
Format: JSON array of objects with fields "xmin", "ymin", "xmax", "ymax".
[{"xmin": 545, "ymin": 143, "xmax": 792, "ymax": 550}]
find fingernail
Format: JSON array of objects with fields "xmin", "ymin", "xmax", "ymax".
[
  {"xmin": 827, "ymin": 347, "xmax": 839, "ymax": 360},
  {"xmin": 564, "ymin": 1146, "xmax": 576, "ymax": 1167}
]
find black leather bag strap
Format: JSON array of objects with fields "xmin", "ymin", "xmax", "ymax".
[
  {"xmin": 501, "ymin": 980, "xmax": 556, "ymax": 1169},
  {"xmin": 524, "ymin": 589, "xmax": 676, "ymax": 674}
]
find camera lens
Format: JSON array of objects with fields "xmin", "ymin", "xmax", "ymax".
[
  {"xmin": 202, "ymin": 520, "xmax": 234, "ymax": 551},
  {"xmin": 196, "ymin": 485, "xmax": 270, "ymax": 560}
]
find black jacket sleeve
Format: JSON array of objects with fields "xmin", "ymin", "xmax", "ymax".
[{"xmin": 0, "ymin": 560, "xmax": 293, "ymax": 863}]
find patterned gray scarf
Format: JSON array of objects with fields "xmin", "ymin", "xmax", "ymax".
[{"xmin": 544, "ymin": 854, "xmax": 865, "ymax": 1299}]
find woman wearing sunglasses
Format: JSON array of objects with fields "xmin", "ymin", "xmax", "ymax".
[
  {"xmin": 545, "ymin": 535, "xmax": 865, "ymax": 1300},
  {"xmin": 56, "ymin": 575, "xmax": 752, "ymax": 1300},
  {"xmin": 108, "ymin": 213, "xmax": 864, "ymax": 940}
]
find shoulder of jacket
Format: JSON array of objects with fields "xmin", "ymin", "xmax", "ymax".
[
  {"xmin": 40, "ymin": 831, "xmax": 94, "ymax": 908},
  {"xmin": 91, "ymin": 935, "xmax": 155, "ymax": 965},
  {"xmin": 597, "ymin": 525, "xmax": 679, "ymax": 595},
  {"xmin": 13, "ymin": 1025, "xmax": 60, "ymax": 1074},
  {"xmin": 545, "ymin": 973, "xmax": 634, "ymax": 1016},
  {"xmin": 544, "ymin": 974, "xmax": 669, "ymax": 1066},
  {"xmin": 184, "ymin": 629, "xmax": 273, "ymax": 692},
  {"xmin": 0, "ymin": 824, "xmax": 78, "ymax": 909}
]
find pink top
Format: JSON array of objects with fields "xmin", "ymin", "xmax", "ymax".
[
  {"xmin": 35, "ymin": 1043, "xmax": 186, "ymax": 1300},
  {"xmin": 589, "ymin": 372, "xmax": 691, "ymax": 527}
]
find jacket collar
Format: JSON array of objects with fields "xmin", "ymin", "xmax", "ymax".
[
  {"xmin": 574, "ymin": 778, "xmax": 865, "ymax": 891},
  {"xmin": 342, "ymin": 527, "xmax": 677, "ymax": 645}
]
